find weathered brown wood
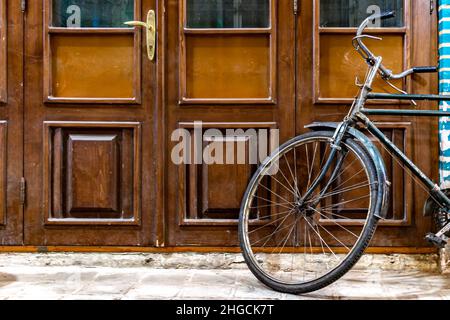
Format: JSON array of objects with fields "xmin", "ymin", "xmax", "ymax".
[
  {"xmin": 42, "ymin": 122, "xmax": 142, "ymax": 226},
  {"xmin": 24, "ymin": 0, "xmax": 156, "ymax": 245},
  {"xmin": 298, "ymin": 0, "xmax": 437, "ymax": 247},
  {"xmin": 166, "ymin": 0, "xmax": 295, "ymax": 246},
  {"xmin": 8, "ymin": 0, "xmax": 438, "ymax": 250},
  {"xmin": 313, "ymin": 0, "xmax": 412, "ymax": 104},
  {"xmin": 0, "ymin": 245, "xmax": 438, "ymax": 254},
  {"xmin": 0, "ymin": 0, "xmax": 23, "ymax": 245},
  {"xmin": 178, "ymin": 0, "xmax": 277, "ymax": 105},
  {"xmin": 0, "ymin": 0, "xmax": 7, "ymax": 103},
  {"xmin": 0, "ymin": 122, "xmax": 7, "ymax": 226},
  {"xmin": 43, "ymin": 0, "xmax": 142, "ymax": 104}
]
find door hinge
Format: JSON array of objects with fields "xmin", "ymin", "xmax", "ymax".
[
  {"xmin": 20, "ymin": 177, "xmax": 26, "ymax": 206},
  {"xmin": 294, "ymin": 0, "xmax": 299, "ymax": 15},
  {"xmin": 21, "ymin": 0, "xmax": 26, "ymax": 12}
]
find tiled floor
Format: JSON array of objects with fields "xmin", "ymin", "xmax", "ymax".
[{"xmin": 0, "ymin": 266, "xmax": 449, "ymax": 300}]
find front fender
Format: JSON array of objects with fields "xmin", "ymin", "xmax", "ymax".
[{"xmin": 305, "ymin": 122, "xmax": 390, "ymax": 220}]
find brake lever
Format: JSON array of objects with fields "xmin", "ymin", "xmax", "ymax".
[
  {"xmin": 352, "ymin": 34, "xmax": 383, "ymax": 41},
  {"xmin": 385, "ymin": 80, "xmax": 417, "ymax": 106},
  {"xmin": 352, "ymin": 35, "xmax": 384, "ymax": 62}
]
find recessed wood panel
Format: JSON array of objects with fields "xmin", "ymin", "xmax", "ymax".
[
  {"xmin": 50, "ymin": 34, "xmax": 135, "ymax": 99},
  {"xmin": 200, "ymin": 136, "xmax": 253, "ymax": 219},
  {"xmin": 0, "ymin": 121, "xmax": 6, "ymax": 226},
  {"xmin": 319, "ymin": 34, "xmax": 405, "ymax": 99},
  {"xmin": 317, "ymin": 123, "xmax": 412, "ymax": 227},
  {"xmin": 67, "ymin": 134, "xmax": 119, "ymax": 213},
  {"xmin": 364, "ymin": 123, "xmax": 412, "ymax": 225},
  {"xmin": 179, "ymin": 122, "xmax": 276, "ymax": 226},
  {"xmin": 44, "ymin": 122, "xmax": 141, "ymax": 225},
  {"xmin": 185, "ymin": 35, "xmax": 271, "ymax": 100}
]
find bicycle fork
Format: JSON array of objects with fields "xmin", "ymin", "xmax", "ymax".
[{"xmin": 299, "ymin": 120, "xmax": 351, "ymax": 207}]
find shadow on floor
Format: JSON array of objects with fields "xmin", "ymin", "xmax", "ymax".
[{"xmin": 0, "ymin": 273, "xmax": 16, "ymax": 287}]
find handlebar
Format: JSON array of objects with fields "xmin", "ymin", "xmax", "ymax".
[{"xmin": 354, "ymin": 11, "xmax": 437, "ymax": 80}]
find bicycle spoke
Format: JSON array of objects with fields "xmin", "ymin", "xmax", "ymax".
[
  {"xmin": 275, "ymin": 216, "xmax": 300, "ymax": 254},
  {"xmin": 294, "ymin": 146, "xmax": 299, "ymax": 197},
  {"xmin": 319, "ymin": 207, "xmax": 368, "ymax": 221},
  {"xmin": 283, "ymin": 153, "xmax": 300, "ymax": 198},
  {"xmin": 322, "ymin": 216, "xmax": 359, "ymax": 239},
  {"xmin": 317, "ymin": 223, "xmax": 351, "ymax": 252},
  {"xmin": 331, "ymin": 167, "xmax": 365, "ymax": 192},
  {"xmin": 269, "ymin": 173, "xmax": 300, "ymax": 198},
  {"xmin": 322, "ymin": 155, "xmax": 359, "ymax": 190},
  {"xmin": 251, "ymin": 211, "xmax": 294, "ymax": 246},
  {"xmin": 252, "ymin": 195, "xmax": 295, "ymax": 211},
  {"xmin": 309, "ymin": 181, "xmax": 373, "ymax": 203},
  {"xmin": 257, "ymin": 208, "xmax": 298, "ymax": 220},
  {"xmin": 319, "ymin": 194, "xmax": 371, "ymax": 210},
  {"xmin": 302, "ymin": 216, "xmax": 339, "ymax": 261},
  {"xmin": 250, "ymin": 202, "xmax": 295, "ymax": 209},
  {"xmin": 248, "ymin": 210, "xmax": 295, "ymax": 235},
  {"xmin": 240, "ymin": 134, "xmax": 377, "ymax": 289},
  {"xmin": 258, "ymin": 181, "xmax": 293, "ymax": 205},
  {"xmin": 307, "ymin": 142, "xmax": 319, "ymax": 190},
  {"xmin": 259, "ymin": 216, "xmax": 295, "ymax": 248},
  {"xmin": 275, "ymin": 160, "xmax": 298, "ymax": 199}
]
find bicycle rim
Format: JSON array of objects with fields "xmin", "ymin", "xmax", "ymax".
[{"xmin": 239, "ymin": 132, "xmax": 378, "ymax": 291}]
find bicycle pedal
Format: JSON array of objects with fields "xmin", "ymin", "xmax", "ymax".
[{"xmin": 425, "ymin": 233, "xmax": 448, "ymax": 249}]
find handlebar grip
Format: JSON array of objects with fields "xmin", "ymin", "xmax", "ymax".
[
  {"xmin": 380, "ymin": 11, "xmax": 396, "ymax": 20},
  {"xmin": 413, "ymin": 66, "xmax": 438, "ymax": 74}
]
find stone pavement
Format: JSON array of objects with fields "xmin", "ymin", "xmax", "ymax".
[{"xmin": 0, "ymin": 253, "xmax": 448, "ymax": 300}]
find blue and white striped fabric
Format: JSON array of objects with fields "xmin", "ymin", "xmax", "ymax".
[{"xmin": 440, "ymin": 1, "xmax": 450, "ymax": 187}]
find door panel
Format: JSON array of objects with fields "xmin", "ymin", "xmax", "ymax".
[
  {"xmin": 24, "ymin": 0, "xmax": 157, "ymax": 245},
  {"xmin": 18, "ymin": 0, "xmax": 438, "ymax": 248},
  {"xmin": 43, "ymin": 122, "xmax": 141, "ymax": 225},
  {"xmin": 0, "ymin": 0, "xmax": 23, "ymax": 245},
  {"xmin": 166, "ymin": 0, "xmax": 295, "ymax": 246},
  {"xmin": 299, "ymin": 0, "xmax": 437, "ymax": 247}
]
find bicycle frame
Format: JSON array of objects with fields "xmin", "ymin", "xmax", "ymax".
[
  {"xmin": 317, "ymin": 56, "xmax": 450, "ymax": 213},
  {"xmin": 302, "ymin": 11, "xmax": 450, "ymax": 240}
]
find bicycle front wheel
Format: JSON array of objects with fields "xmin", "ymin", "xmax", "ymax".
[{"xmin": 239, "ymin": 131, "xmax": 380, "ymax": 294}]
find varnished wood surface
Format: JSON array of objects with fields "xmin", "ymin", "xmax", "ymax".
[
  {"xmin": 0, "ymin": 246, "xmax": 438, "ymax": 254},
  {"xmin": 166, "ymin": 0, "xmax": 295, "ymax": 246},
  {"xmin": 23, "ymin": 0, "xmax": 157, "ymax": 245},
  {"xmin": 0, "ymin": 0, "xmax": 440, "ymax": 250},
  {"xmin": 50, "ymin": 35, "xmax": 135, "ymax": 99},
  {"xmin": 0, "ymin": 0, "xmax": 24, "ymax": 245},
  {"xmin": 298, "ymin": 0, "xmax": 438, "ymax": 247}
]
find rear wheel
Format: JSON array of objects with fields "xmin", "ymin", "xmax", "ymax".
[{"xmin": 239, "ymin": 131, "xmax": 380, "ymax": 294}]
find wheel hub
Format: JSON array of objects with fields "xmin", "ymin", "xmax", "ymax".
[{"xmin": 295, "ymin": 202, "xmax": 316, "ymax": 218}]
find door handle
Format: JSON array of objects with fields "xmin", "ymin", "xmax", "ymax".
[{"xmin": 124, "ymin": 10, "xmax": 156, "ymax": 61}]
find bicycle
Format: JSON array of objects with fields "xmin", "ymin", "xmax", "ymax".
[{"xmin": 238, "ymin": 11, "xmax": 450, "ymax": 294}]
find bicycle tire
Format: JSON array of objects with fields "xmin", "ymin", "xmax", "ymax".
[{"xmin": 239, "ymin": 131, "xmax": 380, "ymax": 294}]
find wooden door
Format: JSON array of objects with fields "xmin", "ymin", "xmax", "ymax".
[
  {"xmin": 24, "ymin": 0, "xmax": 161, "ymax": 246},
  {"xmin": 0, "ymin": 1, "xmax": 23, "ymax": 245},
  {"xmin": 298, "ymin": 0, "xmax": 438, "ymax": 248},
  {"xmin": 165, "ymin": 0, "xmax": 296, "ymax": 246}
]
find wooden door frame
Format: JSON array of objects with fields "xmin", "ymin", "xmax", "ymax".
[
  {"xmin": 154, "ymin": 0, "xmax": 166, "ymax": 247},
  {"xmin": 0, "ymin": 0, "xmax": 24, "ymax": 245},
  {"xmin": 23, "ymin": 0, "xmax": 162, "ymax": 246},
  {"xmin": 3, "ymin": 0, "xmax": 438, "ymax": 251},
  {"xmin": 296, "ymin": 0, "xmax": 439, "ymax": 247},
  {"xmin": 163, "ymin": 0, "xmax": 296, "ymax": 246}
]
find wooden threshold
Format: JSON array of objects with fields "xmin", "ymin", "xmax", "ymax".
[{"xmin": 0, "ymin": 246, "xmax": 438, "ymax": 254}]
